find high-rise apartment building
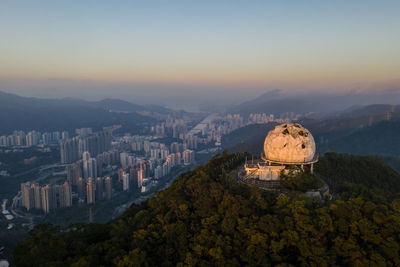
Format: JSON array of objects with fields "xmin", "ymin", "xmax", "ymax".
[
  {"xmin": 41, "ymin": 185, "xmax": 56, "ymax": 213},
  {"xmin": 79, "ymin": 130, "xmax": 112, "ymax": 158},
  {"xmin": 183, "ymin": 150, "xmax": 195, "ymax": 165},
  {"xmin": 61, "ymin": 131, "xmax": 69, "ymax": 141},
  {"xmin": 33, "ymin": 183, "xmax": 42, "ymax": 210},
  {"xmin": 105, "ymin": 176, "xmax": 112, "ymax": 200},
  {"xmin": 21, "ymin": 182, "xmax": 34, "ymax": 211},
  {"xmin": 83, "ymin": 152, "xmax": 97, "ymax": 179},
  {"xmin": 26, "ymin": 131, "xmax": 39, "ymax": 147},
  {"xmin": 60, "ymin": 181, "xmax": 72, "ymax": 208},
  {"xmin": 86, "ymin": 177, "xmax": 96, "ymax": 204},
  {"xmin": 60, "ymin": 138, "xmax": 80, "ymax": 164},
  {"xmin": 66, "ymin": 160, "xmax": 83, "ymax": 186},
  {"xmin": 0, "ymin": 136, "xmax": 7, "ymax": 146},
  {"xmin": 120, "ymin": 152, "xmax": 129, "ymax": 168},
  {"xmin": 96, "ymin": 177, "xmax": 103, "ymax": 201},
  {"xmin": 77, "ymin": 177, "xmax": 86, "ymax": 200},
  {"xmin": 137, "ymin": 165, "xmax": 143, "ymax": 188},
  {"xmin": 122, "ymin": 172, "xmax": 130, "ymax": 191},
  {"xmin": 22, "ymin": 181, "xmax": 72, "ymax": 213}
]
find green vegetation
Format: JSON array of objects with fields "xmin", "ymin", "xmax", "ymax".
[
  {"xmin": 280, "ymin": 168, "xmax": 323, "ymax": 192},
  {"xmin": 0, "ymin": 148, "xmax": 59, "ymax": 175},
  {"xmin": 316, "ymin": 152, "xmax": 400, "ymax": 200},
  {"xmin": 0, "ymin": 148, "xmax": 60, "ymax": 199},
  {"xmin": 382, "ymin": 155, "xmax": 400, "ymax": 171},
  {"xmin": 317, "ymin": 120, "xmax": 400, "ymax": 156},
  {"xmin": 12, "ymin": 152, "xmax": 400, "ymax": 266},
  {"xmin": 38, "ymin": 191, "xmax": 137, "ymax": 226},
  {"xmin": 0, "ymin": 218, "xmax": 29, "ymax": 263}
]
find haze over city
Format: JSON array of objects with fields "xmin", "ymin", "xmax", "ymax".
[{"xmin": 1, "ymin": 0, "xmax": 399, "ymax": 109}]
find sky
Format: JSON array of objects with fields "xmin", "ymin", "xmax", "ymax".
[{"xmin": 0, "ymin": 0, "xmax": 399, "ymax": 109}]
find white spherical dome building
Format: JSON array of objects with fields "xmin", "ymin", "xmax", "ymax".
[
  {"xmin": 244, "ymin": 122, "xmax": 318, "ymax": 181},
  {"xmin": 263, "ymin": 123, "xmax": 316, "ymax": 163}
]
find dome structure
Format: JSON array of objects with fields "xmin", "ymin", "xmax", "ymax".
[{"xmin": 263, "ymin": 123, "xmax": 316, "ymax": 164}]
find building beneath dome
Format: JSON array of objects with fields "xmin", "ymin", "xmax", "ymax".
[{"xmin": 244, "ymin": 122, "xmax": 318, "ymax": 181}]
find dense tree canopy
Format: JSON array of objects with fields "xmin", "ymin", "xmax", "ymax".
[{"xmin": 13, "ymin": 152, "xmax": 400, "ymax": 266}]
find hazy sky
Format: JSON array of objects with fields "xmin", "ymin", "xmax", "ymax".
[{"xmin": 0, "ymin": 1, "xmax": 399, "ymax": 108}]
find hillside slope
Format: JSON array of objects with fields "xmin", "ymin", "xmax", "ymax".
[
  {"xmin": 317, "ymin": 120, "xmax": 400, "ymax": 155},
  {"xmin": 13, "ymin": 152, "xmax": 400, "ymax": 266},
  {"xmin": 222, "ymin": 123, "xmax": 276, "ymax": 154}
]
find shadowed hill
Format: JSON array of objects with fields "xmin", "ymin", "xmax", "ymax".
[
  {"xmin": 221, "ymin": 123, "xmax": 277, "ymax": 154},
  {"xmin": 317, "ymin": 120, "xmax": 400, "ymax": 155},
  {"xmin": 0, "ymin": 90, "xmax": 171, "ymax": 134}
]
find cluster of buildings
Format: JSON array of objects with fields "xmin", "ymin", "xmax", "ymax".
[
  {"xmin": 21, "ymin": 181, "xmax": 72, "ymax": 213},
  {"xmin": 20, "ymin": 175, "xmax": 113, "ymax": 212},
  {"xmin": 18, "ymin": 122, "xmax": 198, "ymax": 213},
  {"xmin": 20, "ymin": 148, "xmax": 117, "ymax": 213},
  {"xmin": 18, "ymin": 127, "xmax": 118, "ymax": 213},
  {"xmin": 78, "ymin": 176, "xmax": 112, "ymax": 204},
  {"xmin": 118, "ymin": 150, "xmax": 195, "ymax": 193},
  {"xmin": 247, "ymin": 112, "xmax": 301, "ymax": 124},
  {"xmin": 66, "ymin": 150, "xmax": 119, "ymax": 185},
  {"xmin": 60, "ymin": 129, "xmax": 112, "ymax": 164},
  {"xmin": 66, "ymin": 150, "xmax": 117, "ymax": 204},
  {"xmin": 0, "ymin": 130, "xmax": 69, "ymax": 147},
  {"xmin": 151, "ymin": 112, "xmax": 297, "ymax": 154},
  {"xmin": 152, "ymin": 117, "xmax": 188, "ymax": 139},
  {"xmin": 184, "ymin": 113, "xmax": 303, "ymax": 148},
  {"xmin": 114, "ymin": 134, "xmax": 196, "ymax": 193}
]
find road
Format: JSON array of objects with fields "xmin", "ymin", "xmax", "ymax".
[
  {"xmin": 187, "ymin": 113, "xmax": 218, "ymax": 136},
  {"xmin": 9, "ymin": 163, "xmax": 67, "ymax": 219}
]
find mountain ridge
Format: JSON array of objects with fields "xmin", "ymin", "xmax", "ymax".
[
  {"xmin": 0, "ymin": 90, "xmax": 172, "ymax": 114},
  {"xmin": 0, "ymin": 90, "xmax": 167, "ymax": 134}
]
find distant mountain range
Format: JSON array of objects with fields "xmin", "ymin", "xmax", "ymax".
[
  {"xmin": 228, "ymin": 82, "xmax": 400, "ymax": 116},
  {"xmin": 0, "ymin": 91, "xmax": 175, "ymax": 135},
  {"xmin": 0, "ymin": 90, "xmax": 172, "ymax": 113}
]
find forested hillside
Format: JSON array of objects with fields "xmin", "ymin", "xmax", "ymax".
[
  {"xmin": 317, "ymin": 120, "xmax": 400, "ymax": 155},
  {"xmin": 13, "ymin": 152, "xmax": 400, "ymax": 266}
]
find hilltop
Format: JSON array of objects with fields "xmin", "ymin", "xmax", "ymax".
[{"xmin": 12, "ymin": 152, "xmax": 400, "ymax": 266}]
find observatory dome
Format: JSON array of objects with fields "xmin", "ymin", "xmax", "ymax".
[{"xmin": 263, "ymin": 123, "xmax": 316, "ymax": 163}]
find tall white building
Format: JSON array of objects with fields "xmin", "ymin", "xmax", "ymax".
[
  {"xmin": 122, "ymin": 172, "xmax": 130, "ymax": 191},
  {"xmin": 26, "ymin": 131, "xmax": 39, "ymax": 147},
  {"xmin": 41, "ymin": 185, "xmax": 56, "ymax": 213},
  {"xmin": 21, "ymin": 182, "xmax": 34, "ymax": 211},
  {"xmin": 83, "ymin": 152, "xmax": 97, "ymax": 179}
]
